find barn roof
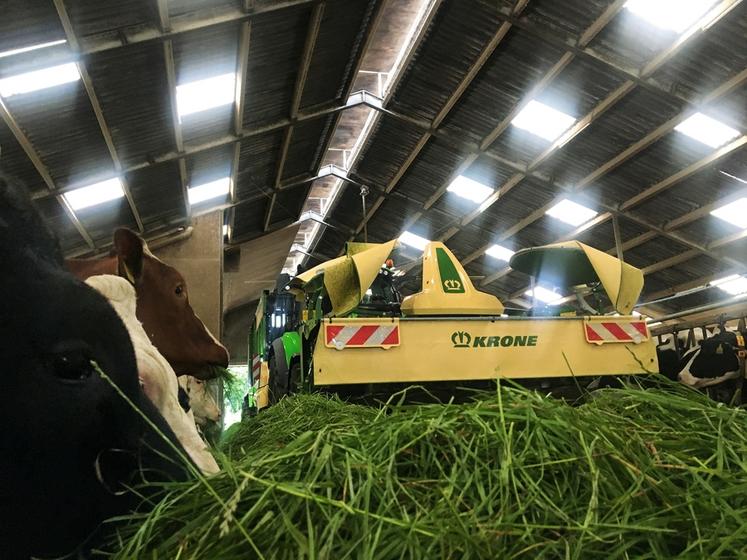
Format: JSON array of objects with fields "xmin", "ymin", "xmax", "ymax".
[{"xmin": 1, "ymin": 0, "xmax": 745, "ymax": 331}]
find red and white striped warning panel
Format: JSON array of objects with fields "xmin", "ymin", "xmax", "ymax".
[
  {"xmin": 584, "ymin": 320, "xmax": 649, "ymax": 345},
  {"xmin": 251, "ymin": 354, "xmax": 261, "ymax": 382},
  {"xmin": 325, "ymin": 323, "xmax": 400, "ymax": 350}
]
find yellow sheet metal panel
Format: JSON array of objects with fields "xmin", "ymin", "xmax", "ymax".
[
  {"xmin": 509, "ymin": 241, "xmax": 643, "ymax": 314},
  {"xmin": 401, "ymin": 242, "xmax": 504, "ymax": 316},
  {"xmin": 314, "ymin": 317, "xmax": 658, "ymax": 385},
  {"xmin": 257, "ymin": 362, "xmax": 269, "ymax": 410},
  {"xmin": 291, "ymin": 240, "xmax": 398, "ymax": 316}
]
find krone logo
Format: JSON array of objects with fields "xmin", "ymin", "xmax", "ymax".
[
  {"xmin": 451, "ymin": 331, "xmax": 471, "ymax": 348},
  {"xmin": 443, "ymin": 279, "xmax": 462, "ymax": 292}
]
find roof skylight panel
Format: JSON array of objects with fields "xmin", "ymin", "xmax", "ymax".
[
  {"xmin": 485, "ymin": 244, "xmax": 514, "ymax": 262},
  {"xmin": 0, "ymin": 39, "xmax": 67, "ymax": 60},
  {"xmin": 545, "ymin": 199, "xmax": 598, "ymax": 227},
  {"xmin": 674, "ymin": 112, "xmax": 740, "ymax": 148},
  {"xmin": 447, "ymin": 176, "xmax": 494, "ymax": 204},
  {"xmin": 398, "ymin": 231, "xmax": 430, "ymax": 250},
  {"xmin": 63, "ymin": 178, "xmax": 125, "ymax": 211},
  {"xmin": 188, "ymin": 177, "xmax": 231, "ymax": 205},
  {"xmin": 511, "ymin": 100, "xmax": 576, "ymax": 142},
  {"xmin": 0, "ymin": 62, "xmax": 80, "ymax": 97},
  {"xmin": 710, "ymin": 198, "xmax": 747, "ymax": 228},
  {"xmin": 624, "ymin": 0, "xmax": 718, "ymax": 33},
  {"xmin": 176, "ymin": 73, "xmax": 237, "ymax": 119},
  {"xmin": 525, "ymin": 286, "xmax": 564, "ymax": 304},
  {"xmin": 711, "ymin": 275, "xmax": 747, "ymax": 296}
]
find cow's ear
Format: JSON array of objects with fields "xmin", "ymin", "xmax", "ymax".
[{"xmin": 113, "ymin": 228, "xmax": 144, "ymax": 283}]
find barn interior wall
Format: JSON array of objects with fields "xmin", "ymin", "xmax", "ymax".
[
  {"xmin": 223, "ymin": 223, "xmax": 300, "ymax": 312},
  {"xmin": 153, "ymin": 211, "xmax": 223, "ymax": 342},
  {"xmin": 222, "ymin": 302, "xmax": 258, "ymax": 365}
]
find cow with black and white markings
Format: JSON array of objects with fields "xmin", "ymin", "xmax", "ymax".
[
  {"xmin": 0, "ymin": 174, "xmax": 194, "ymax": 559},
  {"xmin": 676, "ymin": 329, "xmax": 747, "ymax": 403}
]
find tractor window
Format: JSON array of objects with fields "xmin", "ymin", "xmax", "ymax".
[
  {"xmin": 354, "ymin": 269, "xmax": 402, "ymax": 317},
  {"xmin": 362, "ymin": 271, "xmax": 399, "ymax": 305}
]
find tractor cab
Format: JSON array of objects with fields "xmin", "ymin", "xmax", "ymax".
[{"xmin": 351, "ymin": 262, "xmax": 401, "ymax": 317}]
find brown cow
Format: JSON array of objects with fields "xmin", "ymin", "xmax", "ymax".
[{"xmin": 66, "ymin": 228, "xmax": 228, "ymax": 379}]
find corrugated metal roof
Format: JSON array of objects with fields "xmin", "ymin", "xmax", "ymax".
[
  {"xmin": 4, "ymin": 82, "xmax": 115, "ymax": 188},
  {"xmin": 127, "ymin": 160, "xmax": 186, "ymax": 230},
  {"xmin": 241, "ymin": 6, "xmax": 312, "ymax": 128},
  {"xmin": 0, "ymin": 0, "xmax": 745, "ymax": 326},
  {"xmin": 0, "ymin": 1, "xmax": 65, "ymax": 52},
  {"xmin": 86, "ymin": 42, "xmax": 176, "ymax": 167},
  {"xmin": 67, "ymin": 0, "xmax": 157, "ymax": 37},
  {"xmin": 236, "ymin": 129, "xmax": 285, "ymax": 199},
  {"xmin": 316, "ymin": 0, "xmax": 747, "ymax": 324}
]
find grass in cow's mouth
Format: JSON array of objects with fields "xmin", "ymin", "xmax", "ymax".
[
  {"xmin": 206, "ymin": 364, "xmax": 232, "ymax": 380},
  {"xmin": 104, "ymin": 380, "xmax": 747, "ymax": 559}
]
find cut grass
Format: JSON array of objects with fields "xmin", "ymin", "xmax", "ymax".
[{"xmin": 106, "ymin": 381, "xmax": 747, "ymax": 559}]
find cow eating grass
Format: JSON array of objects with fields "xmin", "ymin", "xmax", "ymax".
[
  {"xmin": 66, "ymin": 228, "xmax": 229, "ymax": 379},
  {"xmin": 86, "ymin": 275, "xmax": 220, "ymax": 475},
  {"xmin": 179, "ymin": 375, "xmax": 222, "ymax": 427},
  {"xmin": 0, "ymin": 174, "xmax": 195, "ymax": 558}
]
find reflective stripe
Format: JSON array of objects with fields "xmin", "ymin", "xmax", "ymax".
[
  {"xmin": 325, "ymin": 324, "xmax": 400, "ymax": 349},
  {"xmin": 251, "ymin": 355, "xmax": 261, "ymax": 382},
  {"xmin": 585, "ymin": 321, "xmax": 649, "ymax": 344}
]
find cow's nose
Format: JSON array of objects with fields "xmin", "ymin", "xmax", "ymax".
[{"xmin": 213, "ymin": 345, "xmax": 229, "ymax": 368}]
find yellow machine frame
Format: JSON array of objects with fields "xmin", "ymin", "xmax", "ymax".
[
  {"xmin": 315, "ymin": 315, "xmax": 657, "ymax": 385},
  {"xmin": 258, "ymin": 238, "xmax": 659, "ymax": 405}
]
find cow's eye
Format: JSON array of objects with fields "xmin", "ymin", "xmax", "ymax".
[
  {"xmin": 175, "ymin": 285, "xmax": 184, "ymax": 296},
  {"xmin": 51, "ymin": 349, "xmax": 95, "ymax": 381}
]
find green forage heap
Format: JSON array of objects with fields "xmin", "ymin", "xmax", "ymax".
[{"xmin": 109, "ymin": 382, "xmax": 747, "ymax": 559}]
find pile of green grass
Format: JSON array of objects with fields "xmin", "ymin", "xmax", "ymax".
[{"xmin": 108, "ymin": 382, "xmax": 747, "ymax": 558}]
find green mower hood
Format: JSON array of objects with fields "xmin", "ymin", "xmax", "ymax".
[{"xmin": 509, "ymin": 240, "xmax": 644, "ymax": 314}]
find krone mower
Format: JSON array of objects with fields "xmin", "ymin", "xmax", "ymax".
[{"xmin": 248, "ymin": 239, "xmax": 658, "ymax": 410}]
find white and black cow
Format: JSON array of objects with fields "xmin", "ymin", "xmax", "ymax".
[
  {"xmin": 179, "ymin": 375, "xmax": 222, "ymax": 427},
  {"xmin": 677, "ymin": 329, "xmax": 746, "ymax": 402},
  {"xmin": 657, "ymin": 327, "xmax": 746, "ymax": 403},
  {"xmin": 656, "ymin": 329, "xmax": 712, "ymax": 382},
  {"xmin": 0, "ymin": 174, "xmax": 194, "ymax": 558}
]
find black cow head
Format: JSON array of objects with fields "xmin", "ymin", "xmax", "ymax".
[
  {"xmin": 0, "ymin": 174, "xmax": 193, "ymax": 558},
  {"xmin": 687, "ymin": 330, "xmax": 745, "ymax": 380},
  {"xmin": 676, "ymin": 329, "xmax": 746, "ymax": 405}
]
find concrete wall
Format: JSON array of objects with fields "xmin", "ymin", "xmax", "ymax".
[
  {"xmin": 223, "ymin": 223, "xmax": 299, "ymax": 312},
  {"xmin": 222, "ymin": 302, "xmax": 258, "ymax": 364},
  {"xmin": 153, "ymin": 212, "xmax": 223, "ymax": 340}
]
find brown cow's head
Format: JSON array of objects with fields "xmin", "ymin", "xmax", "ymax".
[{"xmin": 113, "ymin": 228, "xmax": 229, "ymax": 379}]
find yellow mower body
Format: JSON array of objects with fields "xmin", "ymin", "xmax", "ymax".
[
  {"xmin": 315, "ymin": 315, "xmax": 657, "ymax": 385},
  {"xmin": 310, "ymin": 240, "xmax": 657, "ymax": 385}
]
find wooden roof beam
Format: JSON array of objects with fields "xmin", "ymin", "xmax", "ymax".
[
  {"xmin": 265, "ymin": 2, "xmax": 325, "ymax": 232},
  {"xmin": 53, "ymin": 0, "xmax": 145, "ymax": 233},
  {"xmin": 350, "ymin": 0, "xmax": 535, "ymax": 239},
  {"xmin": 76, "ymin": 1, "xmax": 317, "ymax": 56},
  {"xmin": 162, "ymin": 39, "xmax": 190, "ymax": 222},
  {"xmin": 0, "ymin": 97, "xmax": 95, "ymax": 250}
]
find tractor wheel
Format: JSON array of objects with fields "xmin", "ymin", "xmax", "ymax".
[{"xmin": 288, "ymin": 361, "xmax": 302, "ymax": 395}]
